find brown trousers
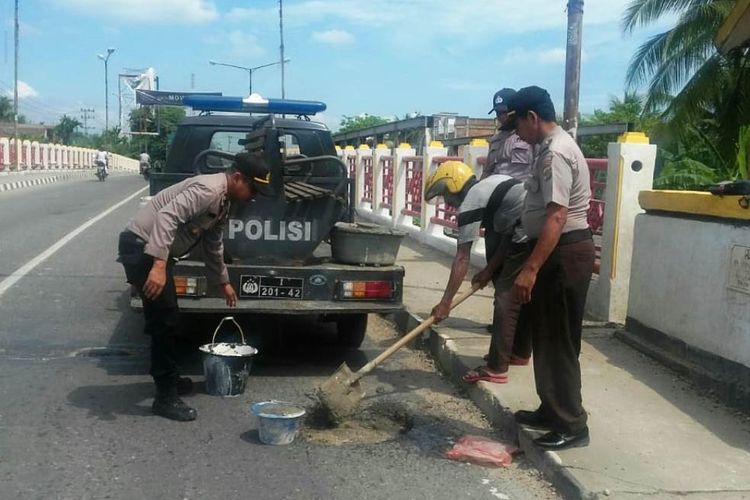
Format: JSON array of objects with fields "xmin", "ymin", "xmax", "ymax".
[
  {"xmin": 527, "ymin": 238, "xmax": 594, "ymax": 434},
  {"xmin": 486, "ymin": 247, "xmax": 532, "ymax": 373}
]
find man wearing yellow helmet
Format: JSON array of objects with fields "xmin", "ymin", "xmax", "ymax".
[{"xmin": 424, "ymin": 160, "xmax": 530, "ymax": 384}]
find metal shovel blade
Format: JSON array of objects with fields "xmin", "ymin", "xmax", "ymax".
[{"xmin": 317, "ymin": 362, "xmax": 365, "ymax": 423}]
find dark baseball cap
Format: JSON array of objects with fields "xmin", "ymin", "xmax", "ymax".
[
  {"xmin": 233, "ymin": 152, "xmax": 273, "ymax": 196},
  {"xmin": 506, "ymin": 86, "xmax": 556, "ymax": 121},
  {"xmin": 488, "ymin": 88, "xmax": 517, "ymax": 114}
]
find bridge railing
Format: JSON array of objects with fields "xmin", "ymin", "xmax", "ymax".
[
  {"xmin": 0, "ymin": 136, "xmax": 140, "ymax": 173},
  {"xmin": 343, "ymin": 140, "xmax": 617, "ymax": 274},
  {"xmin": 340, "ymin": 134, "xmax": 656, "ymax": 324}
]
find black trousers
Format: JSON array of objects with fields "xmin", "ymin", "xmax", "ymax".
[
  {"xmin": 527, "ymin": 238, "xmax": 594, "ymax": 434},
  {"xmin": 118, "ymin": 231, "xmax": 181, "ymax": 394}
]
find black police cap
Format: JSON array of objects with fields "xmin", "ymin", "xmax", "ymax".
[
  {"xmin": 507, "ymin": 86, "xmax": 556, "ymax": 121},
  {"xmin": 233, "ymin": 152, "xmax": 273, "ymax": 196},
  {"xmin": 488, "ymin": 88, "xmax": 517, "ymax": 114}
]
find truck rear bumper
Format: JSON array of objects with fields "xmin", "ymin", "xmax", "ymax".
[
  {"xmin": 130, "ymin": 297, "xmax": 403, "ymax": 314},
  {"xmin": 131, "ymin": 259, "xmax": 405, "ymax": 315}
]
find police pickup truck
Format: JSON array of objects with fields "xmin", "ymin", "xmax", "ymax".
[{"xmin": 137, "ymin": 96, "xmax": 404, "ymax": 347}]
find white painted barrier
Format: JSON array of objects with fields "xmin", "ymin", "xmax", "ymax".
[
  {"xmin": 0, "ymin": 136, "xmax": 140, "ymax": 173},
  {"xmin": 347, "ymin": 134, "xmax": 651, "ymax": 322}
]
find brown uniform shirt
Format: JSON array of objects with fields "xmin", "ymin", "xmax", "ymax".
[
  {"xmin": 482, "ymin": 129, "xmax": 534, "ymax": 181},
  {"xmin": 126, "ymin": 173, "xmax": 231, "ymax": 285},
  {"xmin": 522, "ymin": 125, "xmax": 591, "ymax": 239}
]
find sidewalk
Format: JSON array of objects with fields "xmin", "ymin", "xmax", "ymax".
[
  {"xmin": 0, "ymin": 170, "xmax": 99, "ymax": 193},
  {"xmin": 394, "ymin": 237, "xmax": 750, "ymax": 499}
]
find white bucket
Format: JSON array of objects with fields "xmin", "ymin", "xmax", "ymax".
[{"xmin": 251, "ymin": 401, "xmax": 306, "ymax": 445}]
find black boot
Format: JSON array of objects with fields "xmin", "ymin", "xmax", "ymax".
[
  {"xmin": 152, "ymin": 394, "xmax": 197, "ymax": 421},
  {"xmin": 153, "ymin": 378, "xmax": 197, "ymax": 421},
  {"xmin": 177, "ymin": 377, "xmax": 194, "ymax": 396}
]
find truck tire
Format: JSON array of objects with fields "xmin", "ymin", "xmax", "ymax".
[{"xmin": 336, "ymin": 314, "xmax": 368, "ymax": 348}]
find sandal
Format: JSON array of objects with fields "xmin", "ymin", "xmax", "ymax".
[{"xmin": 462, "ymin": 366, "xmax": 508, "ymax": 384}]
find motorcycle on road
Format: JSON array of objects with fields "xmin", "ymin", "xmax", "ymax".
[{"xmin": 95, "ymin": 161, "xmax": 108, "ymax": 182}]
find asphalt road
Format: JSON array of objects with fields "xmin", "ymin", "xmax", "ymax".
[{"xmin": 0, "ymin": 174, "xmax": 557, "ymax": 500}]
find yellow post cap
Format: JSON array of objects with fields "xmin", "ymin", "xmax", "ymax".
[
  {"xmin": 376, "ymin": 143, "xmax": 388, "ymax": 150},
  {"xmin": 429, "ymin": 141, "xmax": 444, "ymax": 148},
  {"xmin": 357, "ymin": 144, "xmax": 371, "ymax": 150},
  {"xmin": 344, "ymin": 145, "xmax": 355, "ymax": 151},
  {"xmin": 469, "ymin": 138, "xmax": 489, "ymax": 146},
  {"xmin": 618, "ymin": 132, "xmax": 650, "ymax": 144},
  {"xmin": 397, "ymin": 143, "xmax": 412, "ymax": 149}
]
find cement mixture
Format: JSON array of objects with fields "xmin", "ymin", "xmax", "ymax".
[
  {"xmin": 302, "ymin": 400, "xmax": 413, "ymax": 445},
  {"xmin": 302, "ymin": 315, "xmax": 494, "ymax": 447}
]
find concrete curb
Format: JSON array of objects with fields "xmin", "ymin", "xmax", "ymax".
[
  {"xmin": 1, "ymin": 170, "xmax": 100, "ymax": 193},
  {"xmin": 392, "ymin": 309, "xmax": 596, "ymax": 500}
]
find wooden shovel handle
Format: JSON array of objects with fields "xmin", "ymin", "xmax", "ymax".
[{"xmin": 352, "ymin": 285, "xmax": 480, "ymax": 382}]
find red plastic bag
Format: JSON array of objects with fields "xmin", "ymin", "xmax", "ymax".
[{"xmin": 445, "ymin": 435, "xmax": 518, "ymax": 468}]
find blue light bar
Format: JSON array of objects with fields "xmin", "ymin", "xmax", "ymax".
[{"xmin": 183, "ymin": 94, "xmax": 327, "ymax": 115}]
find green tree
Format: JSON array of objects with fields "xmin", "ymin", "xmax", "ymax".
[
  {"xmin": 622, "ymin": 0, "xmax": 749, "ymax": 166},
  {"xmin": 337, "ymin": 114, "xmax": 391, "ymax": 133},
  {"xmin": 579, "ymin": 92, "xmax": 661, "ymax": 157},
  {"xmin": 128, "ymin": 106, "xmax": 186, "ymax": 163},
  {"xmin": 52, "ymin": 115, "xmax": 82, "ymax": 145},
  {"xmin": 0, "ymin": 95, "xmax": 27, "ymax": 123}
]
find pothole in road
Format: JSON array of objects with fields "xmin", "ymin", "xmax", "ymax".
[{"xmin": 302, "ymin": 400, "xmax": 414, "ymax": 445}]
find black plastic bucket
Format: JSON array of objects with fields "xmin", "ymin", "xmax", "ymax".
[{"xmin": 199, "ymin": 317, "xmax": 258, "ymax": 397}]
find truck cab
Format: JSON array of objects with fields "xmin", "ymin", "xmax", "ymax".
[{"xmin": 138, "ymin": 105, "xmax": 404, "ymax": 347}]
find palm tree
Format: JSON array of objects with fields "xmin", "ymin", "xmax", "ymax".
[{"xmin": 622, "ymin": 0, "xmax": 749, "ymax": 165}]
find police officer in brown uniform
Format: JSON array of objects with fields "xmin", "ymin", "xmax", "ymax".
[
  {"xmin": 508, "ymin": 86, "xmax": 594, "ymax": 449},
  {"xmin": 482, "ymin": 88, "xmax": 534, "ymax": 181},
  {"xmin": 118, "ymin": 152, "xmax": 272, "ymax": 421}
]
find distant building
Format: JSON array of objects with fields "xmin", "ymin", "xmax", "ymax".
[
  {"xmin": 0, "ymin": 122, "xmax": 54, "ymax": 140},
  {"xmin": 331, "ymin": 113, "xmax": 496, "ymax": 154}
]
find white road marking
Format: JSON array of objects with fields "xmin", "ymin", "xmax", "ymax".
[{"xmin": 0, "ymin": 185, "xmax": 148, "ymax": 297}]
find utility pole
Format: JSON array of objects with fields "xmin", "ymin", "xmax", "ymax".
[
  {"xmin": 563, "ymin": 0, "xmax": 584, "ymax": 138},
  {"xmin": 80, "ymin": 108, "xmax": 95, "ymax": 135},
  {"xmin": 279, "ymin": 0, "xmax": 286, "ymax": 98},
  {"xmin": 13, "ymin": 0, "xmax": 19, "ymax": 170}
]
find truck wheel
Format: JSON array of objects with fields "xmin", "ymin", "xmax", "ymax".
[{"xmin": 336, "ymin": 314, "xmax": 368, "ymax": 348}]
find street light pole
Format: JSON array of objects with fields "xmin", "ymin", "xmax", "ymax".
[
  {"xmin": 279, "ymin": 0, "xmax": 286, "ymax": 99},
  {"xmin": 209, "ymin": 59, "xmax": 290, "ymax": 96},
  {"xmin": 247, "ymin": 68, "xmax": 253, "ymax": 95},
  {"xmin": 13, "ymin": 0, "xmax": 19, "ymax": 170},
  {"xmin": 98, "ymin": 48, "xmax": 115, "ymax": 131}
]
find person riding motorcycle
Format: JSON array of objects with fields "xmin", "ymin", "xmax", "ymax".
[
  {"xmin": 139, "ymin": 151, "xmax": 151, "ymax": 178},
  {"xmin": 95, "ymin": 150, "xmax": 109, "ymax": 176}
]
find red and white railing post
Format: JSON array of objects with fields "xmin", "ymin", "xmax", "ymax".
[
  {"xmin": 393, "ymin": 143, "xmax": 417, "ymax": 231},
  {"xmin": 372, "ymin": 144, "xmax": 390, "ymax": 218}
]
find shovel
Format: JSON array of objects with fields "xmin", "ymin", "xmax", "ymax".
[{"xmin": 317, "ymin": 285, "xmax": 480, "ymax": 423}]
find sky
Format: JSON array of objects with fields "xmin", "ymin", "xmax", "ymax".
[{"xmin": 0, "ymin": 0, "xmax": 672, "ymax": 132}]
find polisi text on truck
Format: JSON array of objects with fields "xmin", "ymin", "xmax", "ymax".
[{"xmin": 227, "ymin": 219, "xmax": 314, "ymax": 242}]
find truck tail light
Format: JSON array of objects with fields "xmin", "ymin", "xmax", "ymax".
[
  {"xmin": 339, "ymin": 280, "xmax": 393, "ymax": 299},
  {"xmin": 174, "ymin": 276, "xmax": 207, "ymax": 297}
]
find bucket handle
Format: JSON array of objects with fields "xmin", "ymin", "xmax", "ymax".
[{"xmin": 211, "ymin": 316, "xmax": 246, "ymax": 345}]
